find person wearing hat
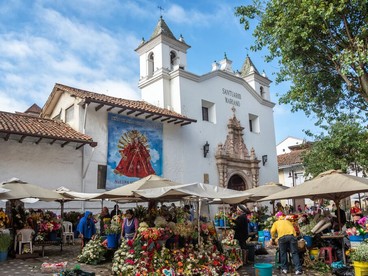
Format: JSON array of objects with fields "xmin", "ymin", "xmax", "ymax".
[
  {"xmin": 234, "ymin": 204, "xmax": 249, "ymax": 261},
  {"xmin": 271, "ymin": 215, "xmax": 303, "ymax": 275}
]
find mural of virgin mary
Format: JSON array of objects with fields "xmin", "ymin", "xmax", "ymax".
[{"xmin": 114, "ymin": 130, "xmax": 155, "ymax": 178}]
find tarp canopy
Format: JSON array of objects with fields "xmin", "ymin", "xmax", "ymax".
[
  {"xmin": 93, "ymin": 174, "xmax": 181, "ymax": 199},
  {"xmin": 245, "ymin": 182, "xmax": 289, "ymax": 202},
  {"xmin": 0, "ymin": 178, "xmax": 64, "ymax": 202},
  {"xmin": 55, "ymin": 186, "xmax": 101, "ymax": 201},
  {"xmin": 133, "ymin": 182, "xmax": 253, "ymax": 204}
]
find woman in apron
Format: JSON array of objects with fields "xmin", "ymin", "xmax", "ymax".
[{"xmin": 121, "ymin": 209, "xmax": 139, "ymax": 240}]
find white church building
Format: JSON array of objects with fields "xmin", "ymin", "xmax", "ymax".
[{"xmin": 0, "ymin": 17, "xmax": 278, "ymax": 212}]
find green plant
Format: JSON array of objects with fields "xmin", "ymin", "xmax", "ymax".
[
  {"xmin": 0, "ymin": 233, "xmax": 12, "ymax": 251},
  {"xmin": 350, "ymin": 241, "xmax": 368, "ymax": 262}
]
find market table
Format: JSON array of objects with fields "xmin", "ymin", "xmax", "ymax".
[
  {"xmin": 34, "ymin": 240, "xmax": 63, "ymax": 257},
  {"xmin": 320, "ymin": 234, "xmax": 346, "ymax": 265}
]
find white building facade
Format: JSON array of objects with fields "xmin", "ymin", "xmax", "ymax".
[{"xmin": 0, "ymin": 17, "xmax": 279, "ymax": 212}]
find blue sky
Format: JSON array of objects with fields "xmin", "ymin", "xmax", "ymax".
[{"xmin": 0, "ymin": 0, "xmax": 320, "ymax": 143}]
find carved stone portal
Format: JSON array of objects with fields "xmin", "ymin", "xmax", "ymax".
[{"xmin": 215, "ymin": 109, "xmax": 260, "ymax": 190}]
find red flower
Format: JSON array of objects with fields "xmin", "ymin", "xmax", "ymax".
[
  {"xmin": 126, "ymin": 259, "xmax": 134, "ymax": 265},
  {"xmin": 127, "ymin": 239, "xmax": 134, "ymax": 247},
  {"xmin": 129, "ymin": 249, "xmax": 135, "ymax": 254}
]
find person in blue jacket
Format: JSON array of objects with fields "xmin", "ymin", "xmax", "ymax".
[{"xmin": 77, "ymin": 211, "xmax": 96, "ymax": 247}]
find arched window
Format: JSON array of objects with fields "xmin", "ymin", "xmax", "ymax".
[
  {"xmin": 260, "ymin": 86, "xmax": 264, "ymax": 97},
  {"xmin": 148, "ymin": 52, "xmax": 154, "ymax": 76},
  {"xmin": 170, "ymin": 51, "xmax": 177, "ymax": 69}
]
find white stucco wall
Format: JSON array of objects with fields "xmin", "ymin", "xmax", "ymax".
[
  {"xmin": 276, "ymin": 137, "xmax": 304, "ymax": 155},
  {"xmin": 0, "ymin": 139, "xmax": 87, "ymax": 211}
]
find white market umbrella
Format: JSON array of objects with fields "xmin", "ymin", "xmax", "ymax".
[
  {"xmin": 93, "ymin": 174, "xmax": 181, "ymax": 199},
  {"xmin": 261, "ymin": 170, "xmax": 368, "ymax": 229},
  {"xmin": 55, "ymin": 186, "xmax": 101, "ymax": 200},
  {"xmin": 0, "ymin": 178, "xmax": 64, "ymax": 202},
  {"xmin": 246, "ymin": 182, "xmax": 289, "ymax": 201},
  {"xmin": 134, "ymin": 182, "xmax": 253, "ymax": 204}
]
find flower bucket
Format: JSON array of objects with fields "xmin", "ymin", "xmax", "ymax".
[
  {"xmin": 309, "ymin": 248, "xmax": 319, "ymax": 260},
  {"xmin": 353, "ymin": 261, "xmax": 368, "ymax": 276},
  {"xmin": 214, "ymin": 219, "xmax": 220, "ymax": 226},
  {"xmin": 0, "ymin": 251, "xmax": 7, "ymax": 262},
  {"xmin": 219, "ymin": 219, "xmax": 224, "ymax": 227},
  {"xmin": 254, "ymin": 263, "xmax": 273, "ymax": 276},
  {"xmin": 303, "ymin": 235, "xmax": 313, "ymax": 247},
  {"xmin": 107, "ymin": 234, "xmax": 119, "ymax": 248},
  {"xmin": 48, "ymin": 231, "xmax": 57, "ymax": 241}
]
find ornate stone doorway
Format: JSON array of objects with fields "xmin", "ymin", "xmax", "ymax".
[{"xmin": 216, "ymin": 108, "xmax": 260, "ymax": 190}]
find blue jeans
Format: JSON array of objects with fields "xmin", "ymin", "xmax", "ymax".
[{"xmin": 278, "ymin": 235, "xmax": 302, "ymax": 271}]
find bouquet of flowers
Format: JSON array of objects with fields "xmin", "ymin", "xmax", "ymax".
[
  {"xmin": 104, "ymin": 215, "xmax": 121, "ymax": 235},
  {"xmin": 0, "ymin": 210, "xmax": 9, "ymax": 229},
  {"xmin": 350, "ymin": 241, "xmax": 368, "ymax": 262},
  {"xmin": 174, "ymin": 222, "xmax": 194, "ymax": 238},
  {"xmin": 221, "ymin": 230, "xmax": 238, "ymax": 247},
  {"xmin": 346, "ymin": 226, "xmax": 366, "ymax": 236},
  {"xmin": 77, "ymin": 236, "xmax": 107, "ymax": 264},
  {"xmin": 41, "ymin": 221, "xmax": 61, "ymax": 232},
  {"xmin": 112, "ymin": 239, "xmax": 139, "ymax": 274}
]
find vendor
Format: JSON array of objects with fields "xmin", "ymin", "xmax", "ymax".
[
  {"xmin": 271, "ymin": 214, "xmax": 303, "ymax": 275},
  {"xmin": 234, "ymin": 205, "xmax": 249, "ymax": 250},
  {"xmin": 350, "ymin": 201, "xmax": 362, "ymax": 223},
  {"xmin": 77, "ymin": 211, "xmax": 96, "ymax": 247},
  {"xmin": 121, "ymin": 209, "xmax": 139, "ymax": 240}
]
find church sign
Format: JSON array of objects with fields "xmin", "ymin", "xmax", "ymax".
[
  {"xmin": 222, "ymin": 88, "xmax": 241, "ymax": 107},
  {"xmin": 106, "ymin": 113, "xmax": 163, "ymax": 190}
]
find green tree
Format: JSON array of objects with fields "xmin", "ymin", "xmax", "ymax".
[
  {"xmin": 235, "ymin": 0, "xmax": 368, "ymax": 122},
  {"xmin": 302, "ymin": 115, "xmax": 368, "ymax": 177}
]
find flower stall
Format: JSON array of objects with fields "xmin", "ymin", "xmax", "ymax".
[{"xmin": 110, "ymin": 207, "xmax": 242, "ymax": 275}]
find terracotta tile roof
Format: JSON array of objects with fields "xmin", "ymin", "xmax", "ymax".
[
  {"xmin": 277, "ymin": 149, "xmax": 305, "ymax": 167},
  {"xmin": 0, "ymin": 111, "xmax": 96, "ymax": 147},
  {"xmin": 25, "ymin": 103, "xmax": 42, "ymax": 115},
  {"xmin": 45, "ymin": 83, "xmax": 196, "ymax": 125}
]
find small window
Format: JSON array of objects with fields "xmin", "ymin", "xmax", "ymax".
[
  {"xmin": 202, "ymin": 107, "xmax": 209, "ymax": 121},
  {"xmin": 65, "ymin": 105, "xmax": 74, "ymax": 123},
  {"xmin": 201, "ymin": 100, "xmax": 216, "ymax": 123},
  {"xmin": 249, "ymin": 113, "xmax": 260, "ymax": 133},
  {"xmin": 97, "ymin": 165, "xmax": 107, "ymax": 189}
]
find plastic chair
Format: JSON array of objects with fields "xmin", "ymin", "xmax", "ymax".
[
  {"xmin": 15, "ymin": 228, "xmax": 35, "ymax": 254},
  {"xmin": 62, "ymin": 221, "xmax": 74, "ymax": 244}
]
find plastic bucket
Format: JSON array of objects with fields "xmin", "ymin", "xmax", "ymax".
[
  {"xmin": 263, "ymin": 230, "xmax": 271, "ymax": 241},
  {"xmin": 258, "ymin": 230, "xmax": 264, "ymax": 237},
  {"xmin": 246, "ymin": 244, "xmax": 256, "ymax": 262},
  {"xmin": 107, "ymin": 234, "xmax": 119, "ymax": 248},
  {"xmin": 303, "ymin": 235, "xmax": 313, "ymax": 247},
  {"xmin": 254, "ymin": 263, "xmax": 273, "ymax": 276},
  {"xmin": 309, "ymin": 248, "xmax": 319, "ymax": 260},
  {"xmin": 353, "ymin": 261, "xmax": 368, "ymax": 276},
  {"xmin": 0, "ymin": 251, "xmax": 7, "ymax": 262},
  {"xmin": 350, "ymin": 235, "xmax": 364, "ymax": 242}
]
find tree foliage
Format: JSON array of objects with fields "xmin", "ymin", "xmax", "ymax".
[
  {"xmin": 302, "ymin": 115, "xmax": 368, "ymax": 177},
  {"xmin": 235, "ymin": 0, "xmax": 368, "ymax": 122}
]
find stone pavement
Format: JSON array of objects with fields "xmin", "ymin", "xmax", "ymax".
[{"xmin": 0, "ymin": 240, "xmax": 333, "ymax": 275}]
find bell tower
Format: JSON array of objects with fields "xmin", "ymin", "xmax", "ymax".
[{"xmin": 135, "ymin": 16, "xmax": 190, "ymax": 110}]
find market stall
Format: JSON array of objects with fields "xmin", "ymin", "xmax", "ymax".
[{"xmin": 77, "ymin": 181, "xmax": 253, "ymax": 275}]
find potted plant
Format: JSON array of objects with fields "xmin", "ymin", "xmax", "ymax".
[
  {"xmin": 0, "ymin": 233, "xmax": 12, "ymax": 262},
  {"xmin": 350, "ymin": 241, "xmax": 368, "ymax": 276}
]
